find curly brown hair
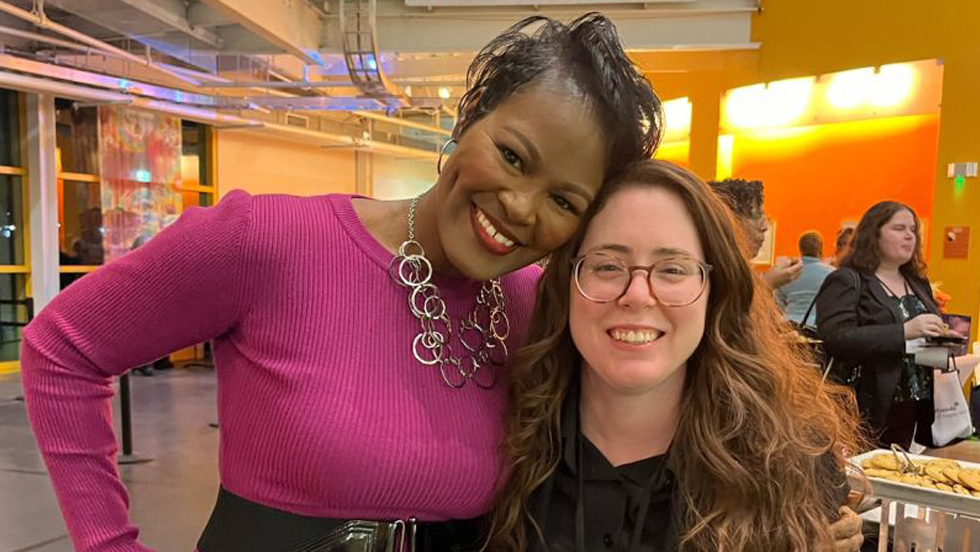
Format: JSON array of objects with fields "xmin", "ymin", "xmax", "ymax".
[
  {"xmin": 707, "ymin": 178, "xmax": 765, "ymax": 220},
  {"xmin": 839, "ymin": 201, "xmax": 927, "ymax": 279},
  {"xmin": 485, "ymin": 160, "xmax": 862, "ymax": 552}
]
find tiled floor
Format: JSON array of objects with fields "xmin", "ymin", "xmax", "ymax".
[{"xmin": 1, "ymin": 366, "xmax": 221, "ymax": 552}]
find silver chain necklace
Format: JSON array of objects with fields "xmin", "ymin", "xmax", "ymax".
[{"xmin": 388, "ymin": 197, "xmax": 510, "ymax": 389}]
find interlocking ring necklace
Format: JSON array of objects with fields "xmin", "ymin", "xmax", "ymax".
[{"xmin": 388, "ymin": 196, "xmax": 510, "ymax": 389}]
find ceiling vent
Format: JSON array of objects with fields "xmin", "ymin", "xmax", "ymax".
[{"xmin": 285, "ymin": 113, "xmax": 310, "ymax": 128}]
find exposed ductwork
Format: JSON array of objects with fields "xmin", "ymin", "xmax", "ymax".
[
  {"xmin": 0, "ymin": 0, "xmax": 201, "ymax": 85},
  {"xmin": 338, "ymin": 0, "xmax": 406, "ymax": 109},
  {"xmin": 0, "ymin": 0, "xmax": 760, "ymax": 157},
  {"xmin": 0, "ymin": 63, "xmax": 439, "ymax": 160},
  {"xmin": 0, "ymin": 0, "xmax": 761, "ymax": 109},
  {"xmin": 38, "ymin": 0, "xmax": 228, "ymax": 72}
]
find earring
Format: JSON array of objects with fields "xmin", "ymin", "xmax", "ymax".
[{"xmin": 437, "ymin": 139, "xmax": 456, "ymax": 175}]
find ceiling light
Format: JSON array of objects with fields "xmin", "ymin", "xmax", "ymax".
[
  {"xmin": 872, "ymin": 63, "xmax": 916, "ymax": 108},
  {"xmin": 826, "ymin": 67, "xmax": 874, "ymax": 110}
]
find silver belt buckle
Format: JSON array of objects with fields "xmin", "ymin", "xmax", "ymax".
[
  {"xmin": 290, "ymin": 517, "xmax": 418, "ymax": 552},
  {"xmin": 389, "ymin": 517, "xmax": 418, "ymax": 552}
]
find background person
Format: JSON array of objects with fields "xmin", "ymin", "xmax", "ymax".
[
  {"xmin": 777, "ymin": 230, "xmax": 835, "ymax": 326},
  {"xmin": 817, "ymin": 201, "xmax": 952, "ymax": 449},
  {"xmin": 709, "ymin": 178, "xmax": 803, "ymax": 288},
  {"xmin": 831, "ymin": 227, "xmax": 855, "ymax": 267}
]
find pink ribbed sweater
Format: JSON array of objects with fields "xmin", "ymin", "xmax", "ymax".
[{"xmin": 20, "ymin": 192, "xmax": 540, "ymax": 552}]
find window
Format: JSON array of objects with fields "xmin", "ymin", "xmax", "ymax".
[
  {"xmin": 0, "ymin": 175, "xmax": 25, "ymax": 265},
  {"xmin": 56, "ymin": 101, "xmax": 102, "ymax": 289},
  {"xmin": 0, "ymin": 89, "xmax": 27, "ymax": 367},
  {"xmin": 0, "ymin": 88, "xmax": 20, "ymax": 168},
  {"xmin": 0, "ymin": 274, "xmax": 29, "ymax": 361},
  {"xmin": 180, "ymin": 121, "xmax": 215, "ymax": 208}
]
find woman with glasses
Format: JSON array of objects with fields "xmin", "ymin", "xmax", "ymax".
[{"xmin": 485, "ymin": 160, "xmax": 863, "ymax": 552}]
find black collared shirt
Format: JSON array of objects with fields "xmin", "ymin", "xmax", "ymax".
[{"xmin": 526, "ymin": 389, "xmax": 679, "ymax": 552}]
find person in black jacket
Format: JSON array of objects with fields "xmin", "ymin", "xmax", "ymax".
[
  {"xmin": 816, "ymin": 201, "xmax": 952, "ymax": 450},
  {"xmin": 485, "ymin": 161, "xmax": 864, "ymax": 552}
]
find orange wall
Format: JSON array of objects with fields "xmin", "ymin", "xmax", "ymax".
[
  {"xmin": 748, "ymin": 0, "xmax": 980, "ymax": 341},
  {"xmin": 648, "ymin": 1, "xmax": 980, "ymax": 341},
  {"xmin": 215, "ymin": 131, "xmax": 357, "ymax": 198},
  {"xmin": 729, "ymin": 114, "xmax": 940, "ymax": 261},
  {"xmin": 654, "ymin": 141, "xmax": 690, "ymax": 169}
]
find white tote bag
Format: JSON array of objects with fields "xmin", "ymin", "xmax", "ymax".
[{"xmin": 931, "ymin": 357, "xmax": 974, "ymax": 447}]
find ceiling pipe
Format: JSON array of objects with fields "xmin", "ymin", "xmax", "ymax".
[
  {"xmin": 198, "ymin": 79, "xmax": 353, "ymax": 89},
  {"xmin": 47, "ymin": 52, "xmax": 303, "ymax": 99},
  {"xmin": 0, "ymin": 67, "xmax": 251, "ymax": 125},
  {"xmin": 0, "ymin": 66, "xmax": 131, "ymax": 102},
  {"xmin": 365, "ymin": 6, "xmax": 760, "ymax": 20},
  {"xmin": 0, "ymin": 0, "xmax": 201, "ymax": 86},
  {"xmin": 255, "ymin": 121, "xmax": 439, "ymax": 161},
  {"xmin": 0, "ymin": 52, "xmax": 240, "ymax": 108},
  {"xmin": 0, "ymin": 23, "xmax": 105, "ymax": 54},
  {"xmin": 0, "ymin": 68, "xmax": 436, "ymax": 159},
  {"xmin": 353, "ymin": 110, "xmax": 450, "ymax": 137},
  {"xmin": 155, "ymin": 62, "xmax": 233, "ymax": 84},
  {"xmin": 73, "ymin": 98, "xmax": 133, "ymax": 108},
  {"xmin": 130, "ymin": 98, "xmax": 262, "ymax": 127},
  {"xmin": 196, "ymin": 78, "xmax": 465, "ymax": 89},
  {"xmin": 0, "ymin": 25, "xmax": 230, "ymax": 86}
]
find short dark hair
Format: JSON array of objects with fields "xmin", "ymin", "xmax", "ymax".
[
  {"xmin": 455, "ymin": 13, "xmax": 663, "ymax": 182},
  {"xmin": 841, "ymin": 201, "xmax": 927, "ymax": 279},
  {"xmin": 798, "ymin": 231, "xmax": 823, "ymax": 258},
  {"xmin": 707, "ymin": 178, "xmax": 764, "ymax": 221}
]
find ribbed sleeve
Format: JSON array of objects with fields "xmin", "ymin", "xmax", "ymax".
[
  {"xmin": 21, "ymin": 190, "xmax": 254, "ymax": 551},
  {"xmin": 20, "ymin": 192, "xmax": 541, "ymax": 552}
]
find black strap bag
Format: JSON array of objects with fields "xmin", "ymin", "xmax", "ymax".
[{"xmin": 793, "ymin": 269, "xmax": 862, "ymax": 386}]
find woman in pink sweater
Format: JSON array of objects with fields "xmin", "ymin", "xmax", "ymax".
[{"xmin": 21, "ymin": 13, "xmax": 663, "ymax": 552}]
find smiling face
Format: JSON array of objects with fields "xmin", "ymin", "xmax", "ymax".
[
  {"xmin": 876, "ymin": 209, "xmax": 917, "ymax": 268},
  {"xmin": 432, "ymin": 78, "xmax": 608, "ymax": 280},
  {"xmin": 570, "ymin": 185, "xmax": 709, "ymax": 396}
]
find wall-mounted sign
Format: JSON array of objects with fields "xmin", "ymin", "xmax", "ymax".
[{"xmin": 943, "ymin": 226, "xmax": 970, "ymax": 259}]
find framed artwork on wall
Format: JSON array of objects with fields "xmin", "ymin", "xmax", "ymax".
[{"xmin": 751, "ymin": 218, "xmax": 775, "ymax": 266}]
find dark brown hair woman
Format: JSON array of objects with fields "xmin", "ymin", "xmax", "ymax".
[
  {"xmin": 818, "ymin": 201, "xmax": 956, "ymax": 450},
  {"xmin": 487, "ymin": 160, "xmax": 862, "ymax": 552},
  {"xmin": 831, "ymin": 227, "xmax": 855, "ymax": 267}
]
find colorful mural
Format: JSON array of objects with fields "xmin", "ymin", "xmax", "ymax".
[{"xmin": 98, "ymin": 107, "xmax": 182, "ymax": 261}]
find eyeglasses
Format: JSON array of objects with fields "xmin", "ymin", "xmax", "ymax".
[{"xmin": 572, "ymin": 253, "xmax": 712, "ymax": 306}]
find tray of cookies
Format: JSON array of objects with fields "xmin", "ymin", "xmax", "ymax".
[{"xmin": 851, "ymin": 448, "xmax": 980, "ymax": 517}]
